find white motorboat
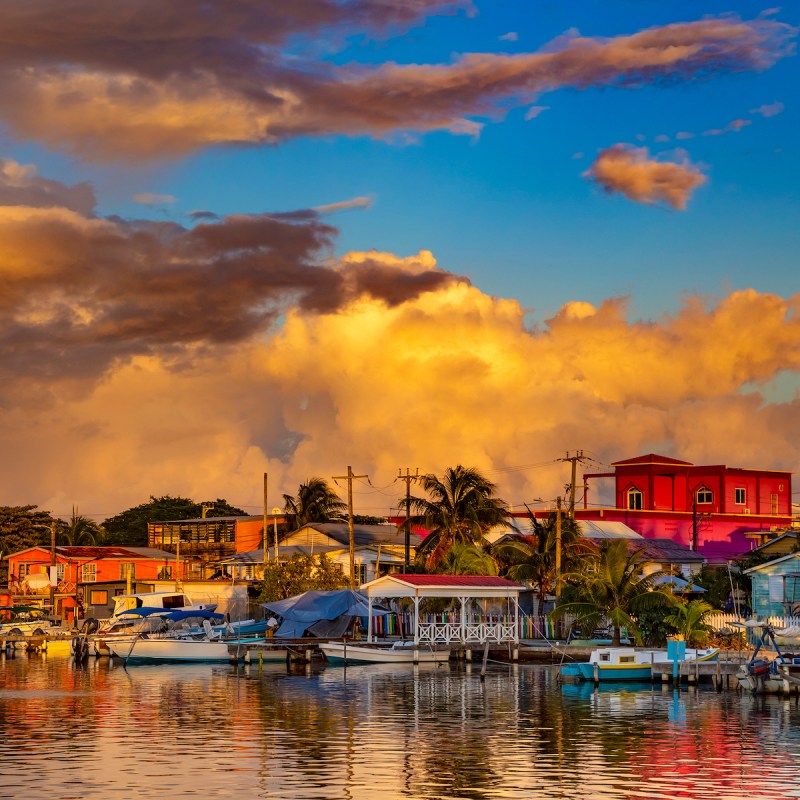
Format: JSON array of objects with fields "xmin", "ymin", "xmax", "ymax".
[
  {"xmin": 106, "ymin": 635, "xmax": 267, "ymax": 663},
  {"xmin": 319, "ymin": 640, "xmax": 451, "ymax": 665}
]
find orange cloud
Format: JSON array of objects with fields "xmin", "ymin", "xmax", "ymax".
[
  {"xmin": 0, "ymin": 10, "xmax": 792, "ymax": 159},
  {"xmin": 584, "ymin": 145, "xmax": 706, "ymax": 209}
]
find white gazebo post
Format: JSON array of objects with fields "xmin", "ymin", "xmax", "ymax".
[
  {"xmin": 459, "ymin": 596, "xmax": 467, "ymax": 643},
  {"xmin": 367, "ymin": 595, "xmax": 374, "ymax": 643},
  {"xmin": 413, "ymin": 596, "xmax": 421, "ymax": 644}
]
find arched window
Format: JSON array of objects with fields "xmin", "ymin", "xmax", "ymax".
[
  {"xmin": 695, "ymin": 486, "xmax": 713, "ymax": 504},
  {"xmin": 627, "ymin": 487, "xmax": 643, "ymax": 510}
]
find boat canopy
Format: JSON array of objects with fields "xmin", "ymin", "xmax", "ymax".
[
  {"xmin": 263, "ymin": 589, "xmax": 389, "ymax": 639},
  {"xmin": 117, "ymin": 607, "xmax": 173, "ymax": 617},
  {"xmin": 163, "ymin": 609, "xmax": 225, "ymax": 623}
]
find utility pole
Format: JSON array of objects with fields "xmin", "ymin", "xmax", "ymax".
[
  {"xmin": 263, "ymin": 472, "xmax": 269, "ymax": 565},
  {"xmin": 49, "ymin": 520, "xmax": 57, "ymax": 618},
  {"xmin": 332, "ymin": 466, "xmax": 368, "ymax": 586},
  {"xmin": 555, "ymin": 496, "xmax": 562, "ymax": 600},
  {"xmin": 398, "ymin": 468, "xmax": 419, "ymax": 572},
  {"xmin": 559, "ymin": 450, "xmax": 590, "ymax": 516}
]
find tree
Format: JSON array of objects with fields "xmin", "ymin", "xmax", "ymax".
[
  {"xmin": 57, "ymin": 506, "xmax": 104, "ymax": 546},
  {"xmin": 402, "ymin": 465, "xmax": 510, "ymax": 570},
  {"xmin": 0, "ymin": 505, "xmax": 54, "ymax": 584},
  {"xmin": 551, "ymin": 539, "xmax": 676, "ymax": 646},
  {"xmin": 494, "ymin": 510, "xmax": 589, "ymax": 612},
  {"xmin": 256, "ymin": 553, "xmax": 350, "ymax": 603},
  {"xmin": 282, "ymin": 479, "xmax": 347, "ymax": 532},
  {"xmin": 442, "ymin": 543, "xmax": 499, "ymax": 576},
  {"xmin": 103, "ymin": 496, "xmax": 247, "ymax": 546},
  {"xmin": 663, "ymin": 598, "xmax": 715, "ymax": 647}
]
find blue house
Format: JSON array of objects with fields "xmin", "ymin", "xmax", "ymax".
[{"xmin": 745, "ymin": 553, "xmax": 800, "ymax": 618}]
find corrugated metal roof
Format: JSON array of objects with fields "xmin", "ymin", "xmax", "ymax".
[
  {"xmin": 54, "ymin": 546, "xmax": 175, "ymax": 560},
  {"xmin": 577, "ymin": 520, "xmax": 644, "ymax": 539}
]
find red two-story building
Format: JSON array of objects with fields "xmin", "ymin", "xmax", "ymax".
[{"xmin": 577, "ymin": 454, "xmax": 794, "ymax": 561}]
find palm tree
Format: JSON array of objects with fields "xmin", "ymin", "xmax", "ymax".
[
  {"xmin": 551, "ymin": 539, "xmax": 676, "ymax": 646},
  {"xmin": 494, "ymin": 509, "xmax": 590, "ymax": 615},
  {"xmin": 663, "ymin": 598, "xmax": 715, "ymax": 647},
  {"xmin": 443, "ymin": 542, "xmax": 499, "ymax": 576},
  {"xmin": 58, "ymin": 506, "xmax": 104, "ymax": 546},
  {"xmin": 402, "ymin": 465, "xmax": 510, "ymax": 570},
  {"xmin": 282, "ymin": 478, "xmax": 347, "ymax": 532}
]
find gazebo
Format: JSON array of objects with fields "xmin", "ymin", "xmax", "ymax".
[{"xmin": 360, "ymin": 574, "xmax": 523, "ymax": 646}]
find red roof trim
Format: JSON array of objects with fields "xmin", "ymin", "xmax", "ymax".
[{"xmin": 388, "ymin": 575, "xmax": 520, "ymax": 588}]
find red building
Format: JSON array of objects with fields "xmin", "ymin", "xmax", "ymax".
[{"xmin": 576, "ymin": 454, "xmax": 793, "ymax": 560}]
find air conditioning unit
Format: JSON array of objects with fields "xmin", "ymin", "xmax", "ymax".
[{"xmin": 743, "ymin": 509, "xmax": 751, "ymax": 515}]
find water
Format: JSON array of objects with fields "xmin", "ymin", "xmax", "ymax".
[{"xmin": 2, "ymin": 653, "xmax": 800, "ymax": 800}]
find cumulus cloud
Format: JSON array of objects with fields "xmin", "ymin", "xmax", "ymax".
[
  {"xmin": 3, "ymin": 275, "xmax": 799, "ymax": 518},
  {"xmin": 0, "ymin": 7, "xmax": 792, "ymax": 159},
  {"xmin": 0, "ymin": 169, "xmax": 462, "ymax": 391},
  {"xmin": 584, "ymin": 144, "xmax": 706, "ymax": 209},
  {"xmin": 0, "ymin": 158, "xmax": 96, "ymax": 214}
]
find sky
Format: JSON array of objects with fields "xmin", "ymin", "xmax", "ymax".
[{"xmin": 0, "ymin": 0, "xmax": 798, "ymax": 522}]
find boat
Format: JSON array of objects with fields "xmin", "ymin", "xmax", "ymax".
[
  {"xmin": 564, "ymin": 644, "xmax": 720, "ymax": 682},
  {"xmin": 108, "ymin": 591, "xmax": 216, "ymax": 618},
  {"xmin": 91, "ymin": 609, "xmax": 266, "ymax": 657},
  {"xmin": 735, "ymin": 622, "xmax": 800, "ymax": 694},
  {"xmin": 104, "ymin": 609, "xmax": 275, "ymax": 664},
  {"xmin": 319, "ymin": 640, "xmax": 451, "ymax": 665}
]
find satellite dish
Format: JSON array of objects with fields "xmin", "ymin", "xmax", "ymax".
[{"xmin": 25, "ymin": 573, "xmax": 51, "ymax": 590}]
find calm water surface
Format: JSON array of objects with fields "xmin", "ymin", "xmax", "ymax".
[{"xmin": 2, "ymin": 651, "xmax": 800, "ymax": 800}]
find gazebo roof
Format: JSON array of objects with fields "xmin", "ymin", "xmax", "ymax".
[{"xmin": 361, "ymin": 573, "xmax": 523, "ymax": 599}]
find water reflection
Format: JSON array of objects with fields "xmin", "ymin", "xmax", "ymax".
[{"xmin": 2, "ymin": 652, "xmax": 800, "ymax": 799}]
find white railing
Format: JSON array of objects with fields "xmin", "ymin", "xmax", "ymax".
[{"xmin": 417, "ymin": 621, "xmax": 517, "ymax": 644}]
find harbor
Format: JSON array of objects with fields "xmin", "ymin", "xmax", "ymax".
[{"xmin": 3, "ymin": 649, "xmax": 800, "ymax": 800}]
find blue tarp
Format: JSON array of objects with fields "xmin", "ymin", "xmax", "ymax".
[
  {"xmin": 117, "ymin": 607, "xmax": 172, "ymax": 617},
  {"xmin": 163, "ymin": 609, "xmax": 225, "ymax": 623},
  {"xmin": 262, "ymin": 589, "xmax": 388, "ymax": 639}
]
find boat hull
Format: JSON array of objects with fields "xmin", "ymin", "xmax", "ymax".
[
  {"xmin": 320, "ymin": 642, "xmax": 450, "ymax": 664},
  {"xmin": 107, "ymin": 637, "xmax": 268, "ymax": 663}
]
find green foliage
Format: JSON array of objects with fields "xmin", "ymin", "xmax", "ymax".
[
  {"xmin": 283, "ymin": 479, "xmax": 347, "ymax": 532},
  {"xmin": 103, "ymin": 495, "xmax": 246, "ymax": 546},
  {"xmin": 257, "ymin": 553, "xmax": 350, "ymax": 603},
  {"xmin": 552, "ymin": 539, "xmax": 677, "ymax": 646},
  {"xmin": 494, "ymin": 509, "xmax": 589, "ymax": 604},
  {"xmin": 663, "ymin": 599, "xmax": 715, "ymax": 647},
  {"xmin": 0, "ymin": 505, "xmax": 55, "ymax": 584},
  {"xmin": 692, "ymin": 564, "xmax": 738, "ymax": 610},
  {"xmin": 403, "ymin": 465, "xmax": 510, "ymax": 570},
  {"xmin": 441, "ymin": 543, "xmax": 499, "ymax": 576},
  {"xmin": 57, "ymin": 506, "xmax": 105, "ymax": 546},
  {"xmin": 635, "ymin": 607, "xmax": 674, "ymax": 648}
]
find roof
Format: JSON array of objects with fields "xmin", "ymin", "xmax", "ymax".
[
  {"xmin": 611, "ymin": 453, "xmax": 694, "ymax": 468},
  {"xmin": 6, "ymin": 545, "xmax": 177, "ymax": 561},
  {"xmin": 651, "ymin": 574, "xmax": 706, "ymax": 593},
  {"xmin": 156, "ymin": 515, "xmax": 263, "ymax": 524},
  {"xmin": 748, "ymin": 531, "xmax": 800, "ymax": 553},
  {"xmin": 633, "ymin": 538, "xmax": 705, "ymax": 563},
  {"xmin": 744, "ymin": 552, "xmax": 800, "ymax": 574},
  {"xmin": 295, "ymin": 523, "xmax": 421, "ymax": 548},
  {"xmin": 361, "ymin": 573, "xmax": 524, "ymax": 599},
  {"xmin": 577, "ymin": 520, "xmax": 643, "ymax": 540}
]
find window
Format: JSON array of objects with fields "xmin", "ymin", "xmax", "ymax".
[
  {"xmin": 696, "ymin": 487, "xmax": 713, "ymax": 505},
  {"xmin": 735, "ymin": 488, "xmax": 746, "ymax": 505},
  {"xmin": 56, "ymin": 563, "xmax": 65, "ymax": 581},
  {"xmin": 355, "ymin": 563, "xmax": 368, "ymax": 586},
  {"xmin": 120, "ymin": 563, "xmax": 135, "ymax": 581},
  {"xmin": 772, "ymin": 493, "xmax": 779, "ymax": 514},
  {"xmin": 89, "ymin": 590, "xmax": 108, "ymax": 606},
  {"xmin": 627, "ymin": 488, "xmax": 643, "ymax": 510},
  {"xmin": 157, "ymin": 566, "xmax": 173, "ymax": 580},
  {"xmin": 80, "ymin": 564, "xmax": 97, "ymax": 582}
]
